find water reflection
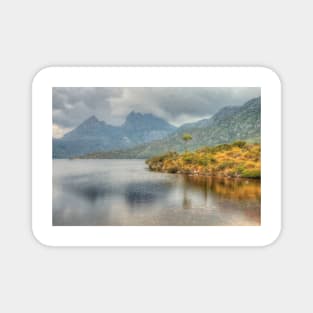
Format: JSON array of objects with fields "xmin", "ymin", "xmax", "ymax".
[
  {"xmin": 125, "ymin": 181, "xmax": 173, "ymax": 210},
  {"xmin": 182, "ymin": 181, "xmax": 192, "ymax": 209},
  {"xmin": 182, "ymin": 175, "xmax": 261, "ymax": 200},
  {"xmin": 63, "ymin": 175, "xmax": 112, "ymax": 203},
  {"xmin": 53, "ymin": 159, "xmax": 261, "ymax": 226}
]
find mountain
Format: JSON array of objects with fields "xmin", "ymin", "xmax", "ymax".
[
  {"xmin": 53, "ymin": 112, "xmax": 177, "ymax": 158},
  {"xmin": 179, "ymin": 118, "xmax": 211, "ymax": 130},
  {"xmin": 120, "ymin": 111, "xmax": 176, "ymax": 145},
  {"xmin": 62, "ymin": 116, "xmax": 120, "ymax": 141},
  {"xmin": 80, "ymin": 97, "xmax": 261, "ymax": 159}
]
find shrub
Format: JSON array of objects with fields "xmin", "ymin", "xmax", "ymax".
[
  {"xmin": 217, "ymin": 161, "xmax": 235, "ymax": 170},
  {"xmin": 236, "ymin": 164, "xmax": 246, "ymax": 174},
  {"xmin": 146, "ymin": 141, "xmax": 260, "ymax": 179},
  {"xmin": 167, "ymin": 166, "xmax": 179, "ymax": 173},
  {"xmin": 241, "ymin": 169, "xmax": 261, "ymax": 178},
  {"xmin": 232, "ymin": 141, "xmax": 247, "ymax": 148},
  {"xmin": 198, "ymin": 147, "xmax": 213, "ymax": 153},
  {"xmin": 209, "ymin": 156, "xmax": 217, "ymax": 163},
  {"xmin": 212, "ymin": 143, "xmax": 232, "ymax": 153},
  {"xmin": 198, "ymin": 158, "xmax": 208, "ymax": 166}
]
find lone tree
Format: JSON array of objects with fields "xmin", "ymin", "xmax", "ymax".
[{"xmin": 182, "ymin": 133, "xmax": 192, "ymax": 151}]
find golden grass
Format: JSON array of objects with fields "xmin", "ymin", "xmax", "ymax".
[{"xmin": 146, "ymin": 141, "xmax": 261, "ymax": 179}]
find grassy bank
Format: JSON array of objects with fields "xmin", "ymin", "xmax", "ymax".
[{"xmin": 146, "ymin": 141, "xmax": 260, "ymax": 179}]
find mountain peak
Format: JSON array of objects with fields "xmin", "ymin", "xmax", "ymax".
[
  {"xmin": 71, "ymin": 115, "xmax": 105, "ymax": 132},
  {"xmin": 242, "ymin": 96, "xmax": 261, "ymax": 108},
  {"xmin": 129, "ymin": 110, "xmax": 140, "ymax": 115},
  {"xmin": 126, "ymin": 111, "xmax": 144, "ymax": 119},
  {"xmin": 78, "ymin": 115, "xmax": 105, "ymax": 128},
  {"xmin": 123, "ymin": 111, "xmax": 176, "ymax": 131},
  {"xmin": 84, "ymin": 115, "xmax": 99, "ymax": 123},
  {"xmin": 54, "ymin": 96, "xmax": 260, "ymax": 159}
]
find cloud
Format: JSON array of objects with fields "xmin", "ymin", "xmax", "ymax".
[
  {"xmin": 53, "ymin": 87, "xmax": 123, "ymax": 128},
  {"xmin": 53, "ymin": 87, "xmax": 260, "ymax": 136},
  {"xmin": 53, "ymin": 124, "xmax": 73, "ymax": 138}
]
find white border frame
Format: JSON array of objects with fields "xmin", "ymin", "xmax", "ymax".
[{"xmin": 32, "ymin": 67, "xmax": 281, "ymax": 247}]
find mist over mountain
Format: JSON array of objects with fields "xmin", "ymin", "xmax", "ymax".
[
  {"xmin": 179, "ymin": 118, "xmax": 211, "ymax": 130},
  {"xmin": 80, "ymin": 97, "xmax": 261, "ymax": 159}
]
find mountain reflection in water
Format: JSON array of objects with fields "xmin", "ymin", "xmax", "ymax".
[{"xmin": 53, "ymin": 159, "xmax": 260, "ymax": 226}]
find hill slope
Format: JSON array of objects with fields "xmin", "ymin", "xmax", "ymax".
[{"xmin": 80, "ymin": 97, "xmax": 261, "ymax": 159}]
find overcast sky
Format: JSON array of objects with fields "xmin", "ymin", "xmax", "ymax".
[{"xmin": 53, "ymin": 87, "xmax": 260, "ymax": 138}]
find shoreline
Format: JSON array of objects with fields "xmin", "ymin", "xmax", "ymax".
[
  {"xmin": 146, "ymin": 142, "xmax": 261, "ymax": 179},
  {"xmin": 148, "ymin": 168, "xmax": 261, "ymax": 180}
]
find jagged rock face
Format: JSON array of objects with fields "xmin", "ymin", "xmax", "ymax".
[
  {"xmin": 53, "ymin": 97, "xmax": 261, "ymax": 159},
  {"xmin": 121, "ymin": 112, "xmax": 176, "ymax": 145},
  {"xmin": 53, "ymin": 112, "xmax": 177, "ymax": 158},
  {"xmin": 79, "ymin": 97, "xmax": 261, "ymax": 159},
  {"xmin": 63, "ymin": 116, "xmax": 121, "ymax": 141},
  {"xmin": 122, "ymin": 111, "xmax": 175, "ymax": 131}
]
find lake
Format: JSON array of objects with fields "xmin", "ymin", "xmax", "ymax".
[{"xmin": 53, "ymin": 159, "xmax": 261, "ymax": 226}]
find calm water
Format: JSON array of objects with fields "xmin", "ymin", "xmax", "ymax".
[{"xmin": 53, "ymin": 159, "xmax": 261, "ymax": 226}]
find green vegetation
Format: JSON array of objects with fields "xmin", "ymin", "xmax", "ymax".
[
  {"xmin": 76, "ymin": 97, "xmax": 260, "ymax": 160},
  {"xmin": 182, "ymin": 133, "xmax": 192, "ymax": 151},
  {"xmin": 146, "ymin": 141, "xmax": 260, "ymax": 179}
]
